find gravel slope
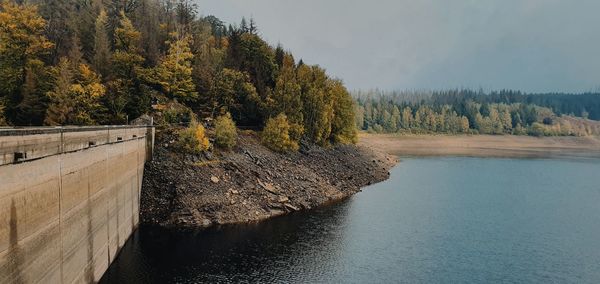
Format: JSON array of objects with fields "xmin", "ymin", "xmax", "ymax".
[{"xmin": 140, "ymin": 129, "xmax": 396, "ymax": 228}]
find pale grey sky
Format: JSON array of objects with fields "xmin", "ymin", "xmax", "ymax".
[{"xmin": 194, "ymin": 0, "xmax": 600, "ymax": 93}]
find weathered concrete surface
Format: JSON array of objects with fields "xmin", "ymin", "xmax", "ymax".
[{"xmin": 0, "ymin": 126, "xmax": 154, "ymax": 283}]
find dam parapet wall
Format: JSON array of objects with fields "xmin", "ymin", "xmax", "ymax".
[{"xmin": 0, "ymin": 126, "xmax": 154, "ymax": 283}]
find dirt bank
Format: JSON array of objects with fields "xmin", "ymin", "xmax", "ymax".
[
  {"xmin": 359, "ymin": 133, "xmax": 600, "ymax": 159},
  {"xmin": 141, "ymin": 129, "xmax": 396, "ymax": 228}
]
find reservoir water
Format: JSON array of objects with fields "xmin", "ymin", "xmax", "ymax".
[{"xmin": 101, "ymin": 158, "xmax": 600, "ymax": 283}]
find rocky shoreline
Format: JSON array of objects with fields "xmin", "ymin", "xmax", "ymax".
[{"xmin": 140, "ymin": 128, "xmax": 397, "ymax": 228}]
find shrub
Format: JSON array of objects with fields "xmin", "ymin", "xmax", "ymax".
[
  {"xmin": 261, "ymin": 113, "xmax": 299, "ymax": 152},
  {"xmin": 288, "ymin": 122, "xmax": 305, "ymax": 142},
  {"xmin": 178, "ymin": 123, "xmax": 210, "ymax": 153},
  {"xmin": 512, "ymin": 124, "xmax": 527, "ymax": 135},
  {"xmin": 163, "ymin": 108, "xmax": 192, "ymax": 125},
  {"xmin": 214, "ymin": 112, "xmax": 237, "ymax": 149},
  {"xmin": 528, "ymin": 122, "xmax": 546, "ymax": 137}
]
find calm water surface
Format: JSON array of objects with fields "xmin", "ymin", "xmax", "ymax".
[{"xmin": 101, "ymin": 158, "xmax": 600, "ymax": 283}]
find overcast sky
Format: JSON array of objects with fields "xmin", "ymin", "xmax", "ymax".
[{"xmin": 194, "ymin": 0, "xmax": 600, "ymax": 93}]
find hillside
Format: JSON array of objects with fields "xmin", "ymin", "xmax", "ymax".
[
  {"xmin": 0, "ymin": 1, "xmax": 357, "ymax": 149},
  {"xmin": 141, "ymin": 128, "xmax": 396, "ymax": 227}
]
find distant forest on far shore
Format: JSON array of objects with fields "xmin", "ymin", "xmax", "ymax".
[{"xmin": 353, "ymin": 89, "xmax": 600, "ymax": 137}]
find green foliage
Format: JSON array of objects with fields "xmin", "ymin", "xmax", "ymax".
[
  {"xmin": 512, "ymin": 123, "xmax": 527, "ymax": 135},
  {"xmin": 208, "ymin": 68, "xmax": 261, "ymax": 124},
  {"xmin": 93, "ymin": 9, "xmax": 111, "ymax": 78},
  {"xmin": 0, "ymin": 97, "xmax": 7, "ymax": 126},
  {"xmin": 261, "ymin": 113, "xmax": 299, "ymax": 152},
  {"xmin": 0, "ymin": 1, "xmax": 53, "ymax": 125},
  {"xmin": 528, "ymin": 122, "xmax": 546, "ymax": 137},
  {"xmin": 226, "ymin": 32, "xmax": 277, "ymax": 99},
  {"xmin": 0, "ymin": 2, "xmax": 360, "ymax": 149},
  {"xmin": 271, "ymin": 53, "xmax": 302, "ymax": 124},
  {"xmin": 178, "ymin": 123, "xmax": 211, "ymax": 153},
  {"xmin": 330, "ymin": 80, "xmax": 357, "ymax": 144},
  {"xmin": 162, "ymin": 106, "xmax": 193, "ymax": 125},
  {"xmin": 109, "ymin": 11, "xmax": 150, "ymax": 120},
  {"xmin": 214, "ymin": 112, "xmax": 237, "ymax": 149},
  {"xmin": 354, "ymin": 89, "xmax": 600, "ymax": 137},
  {"xmin": 191, "ymin": 28, "xmax": 227, "ymax": 107},
  {"xmin": 0, "ymin": 101, "xmax": 7, "ymax": 126}
]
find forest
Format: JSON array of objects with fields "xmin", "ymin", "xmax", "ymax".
[
  {"xmin": 354, "ymin": 89, "xmax": 600, "ymax": 137},
  {"xmin": 0, "ymin": 0, "xmax": 356, "ymax": 147}
]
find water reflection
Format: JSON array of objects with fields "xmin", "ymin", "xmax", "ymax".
[
  {"xmin": 102, "ymin": 158, "xmax": 600, "ymax": 283},
  {"xmin": 101, "ymin": 199, "xmax": 353, "ymax": 283}
]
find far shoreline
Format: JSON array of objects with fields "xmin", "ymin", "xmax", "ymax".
[{"xmin": 358, "ymin": 133, "xmax": 600, "ymax": 159}]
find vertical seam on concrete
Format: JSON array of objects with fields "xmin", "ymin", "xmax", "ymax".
[
  {"xmin": 58, "ymin": 131, "xmax": 64, "ymax": 283},
  {"xmin": 136, "ymin": 139, "xmax": 140, "ymax": 227},
  {"xmin": 116, "ymin": 143, "xmax": 121, "ymax": 249},
  {"xmin": 105, "ymin": 130, "xmax": 111, "ymax": 265},
  {"xmin": 133, "ymin": 142, "xmax": 137, "ymax": 229}
]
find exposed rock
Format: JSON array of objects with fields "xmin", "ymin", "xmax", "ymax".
[
  {"xmin": 284, "ymin": 203, "xmax": 300, "ymax": 211},
  {"xmin": 140, "ymin": 129, "xmax": 396, "ymax": 228},
  {"xmin": 258, "ymin": 179, "xmax": 278, "ymax": 194}
]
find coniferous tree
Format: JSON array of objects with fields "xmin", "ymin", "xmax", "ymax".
[
  {"xmin": 330, "ymin": 79, "xmax": 357, "ymax": 144},
  {"xmin": 93, "ymin": 8, "xmax": 111, "ymax": 78},
  {"xmin": 46, "ymin": 57, "xmax": 105, "ymax": 125},
  {"xmin": 272, "ymin": 53, "xmax": 302, "ymax": 124},
  {"xmin": 107, "ymin": 11, "xmax": 148, "ymax": 122},
  {"xmin": 0, "ymin": 1, "xmax": 54, "ymax": 125},
  {"xmin": 209, "ymin": 68, "xmax": 259, "ymax": 123}
]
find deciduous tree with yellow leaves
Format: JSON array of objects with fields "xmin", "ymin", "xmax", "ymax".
[
  {"xmin": 152, "ymin": 33, "xmax": 197, "ymax": 102},
  {"xmin": 0, "ymin": 0, "xmax": 53, "ymax": 125},
  {"xmin": 45, "ymin": 57, "xmax": 105, "ymax": 125}
]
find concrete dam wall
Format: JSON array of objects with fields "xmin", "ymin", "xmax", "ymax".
[{"xmin": 0, "ymin": 126, "xmax": 154, "ymax": 283}]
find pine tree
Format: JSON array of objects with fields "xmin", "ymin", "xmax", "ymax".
[
  {"xmin": 0, "ymin": 1, "xmax": 54, "ymax": 125},
  {"xmin": 489, "ymin": 107, "xmax": 503, "ymax": 134},
  {"xmin": 209, "ymin": 68, "xmax": 260, "ymax": 123},
  {"xmin": 35, "ymin": 0, "xmax": 77, "ymax": 63},
  {"xmin": 460, "ymin": 116, "xmax": 470, "ymax": 133},
  {"xmin": 401, "ymin": 106, "xmax": 412, "ymax": 129},
  {"xmin": 274, "ymin": 43, "xmax": 284, "ymax": 68},
  {"xmin": 45, "ymin": 58, "xmax": 74, "ymax": 125},
  {"xmin": 240, "ymin": 17, "xmax": 248, "ymax": 33},
  {"xmin": 272, "ymin": 53, "xmax": 302, "ymax": 124},
  {"xmin": 330, "ymin": 79, "xmax": 357, "ymax": 144},
  {"xmin": 108, "ymin": 11, "xmax": 149, "ymax": 122},
  {"xmin": 93, "ymin": 8, "xmax": 111, "ymax": 78},
  {"xmin": 226, "ymin": 33, "xmax": 277, "ymax": 101},
  {"xmin": 501, "ymin": 108, "xmax": 512, "ymax": 133}
]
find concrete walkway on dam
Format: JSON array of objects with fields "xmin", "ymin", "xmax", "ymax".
[{"xmin": 0, "ymin": 126, "xmax": 154, "ymax": 283}]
